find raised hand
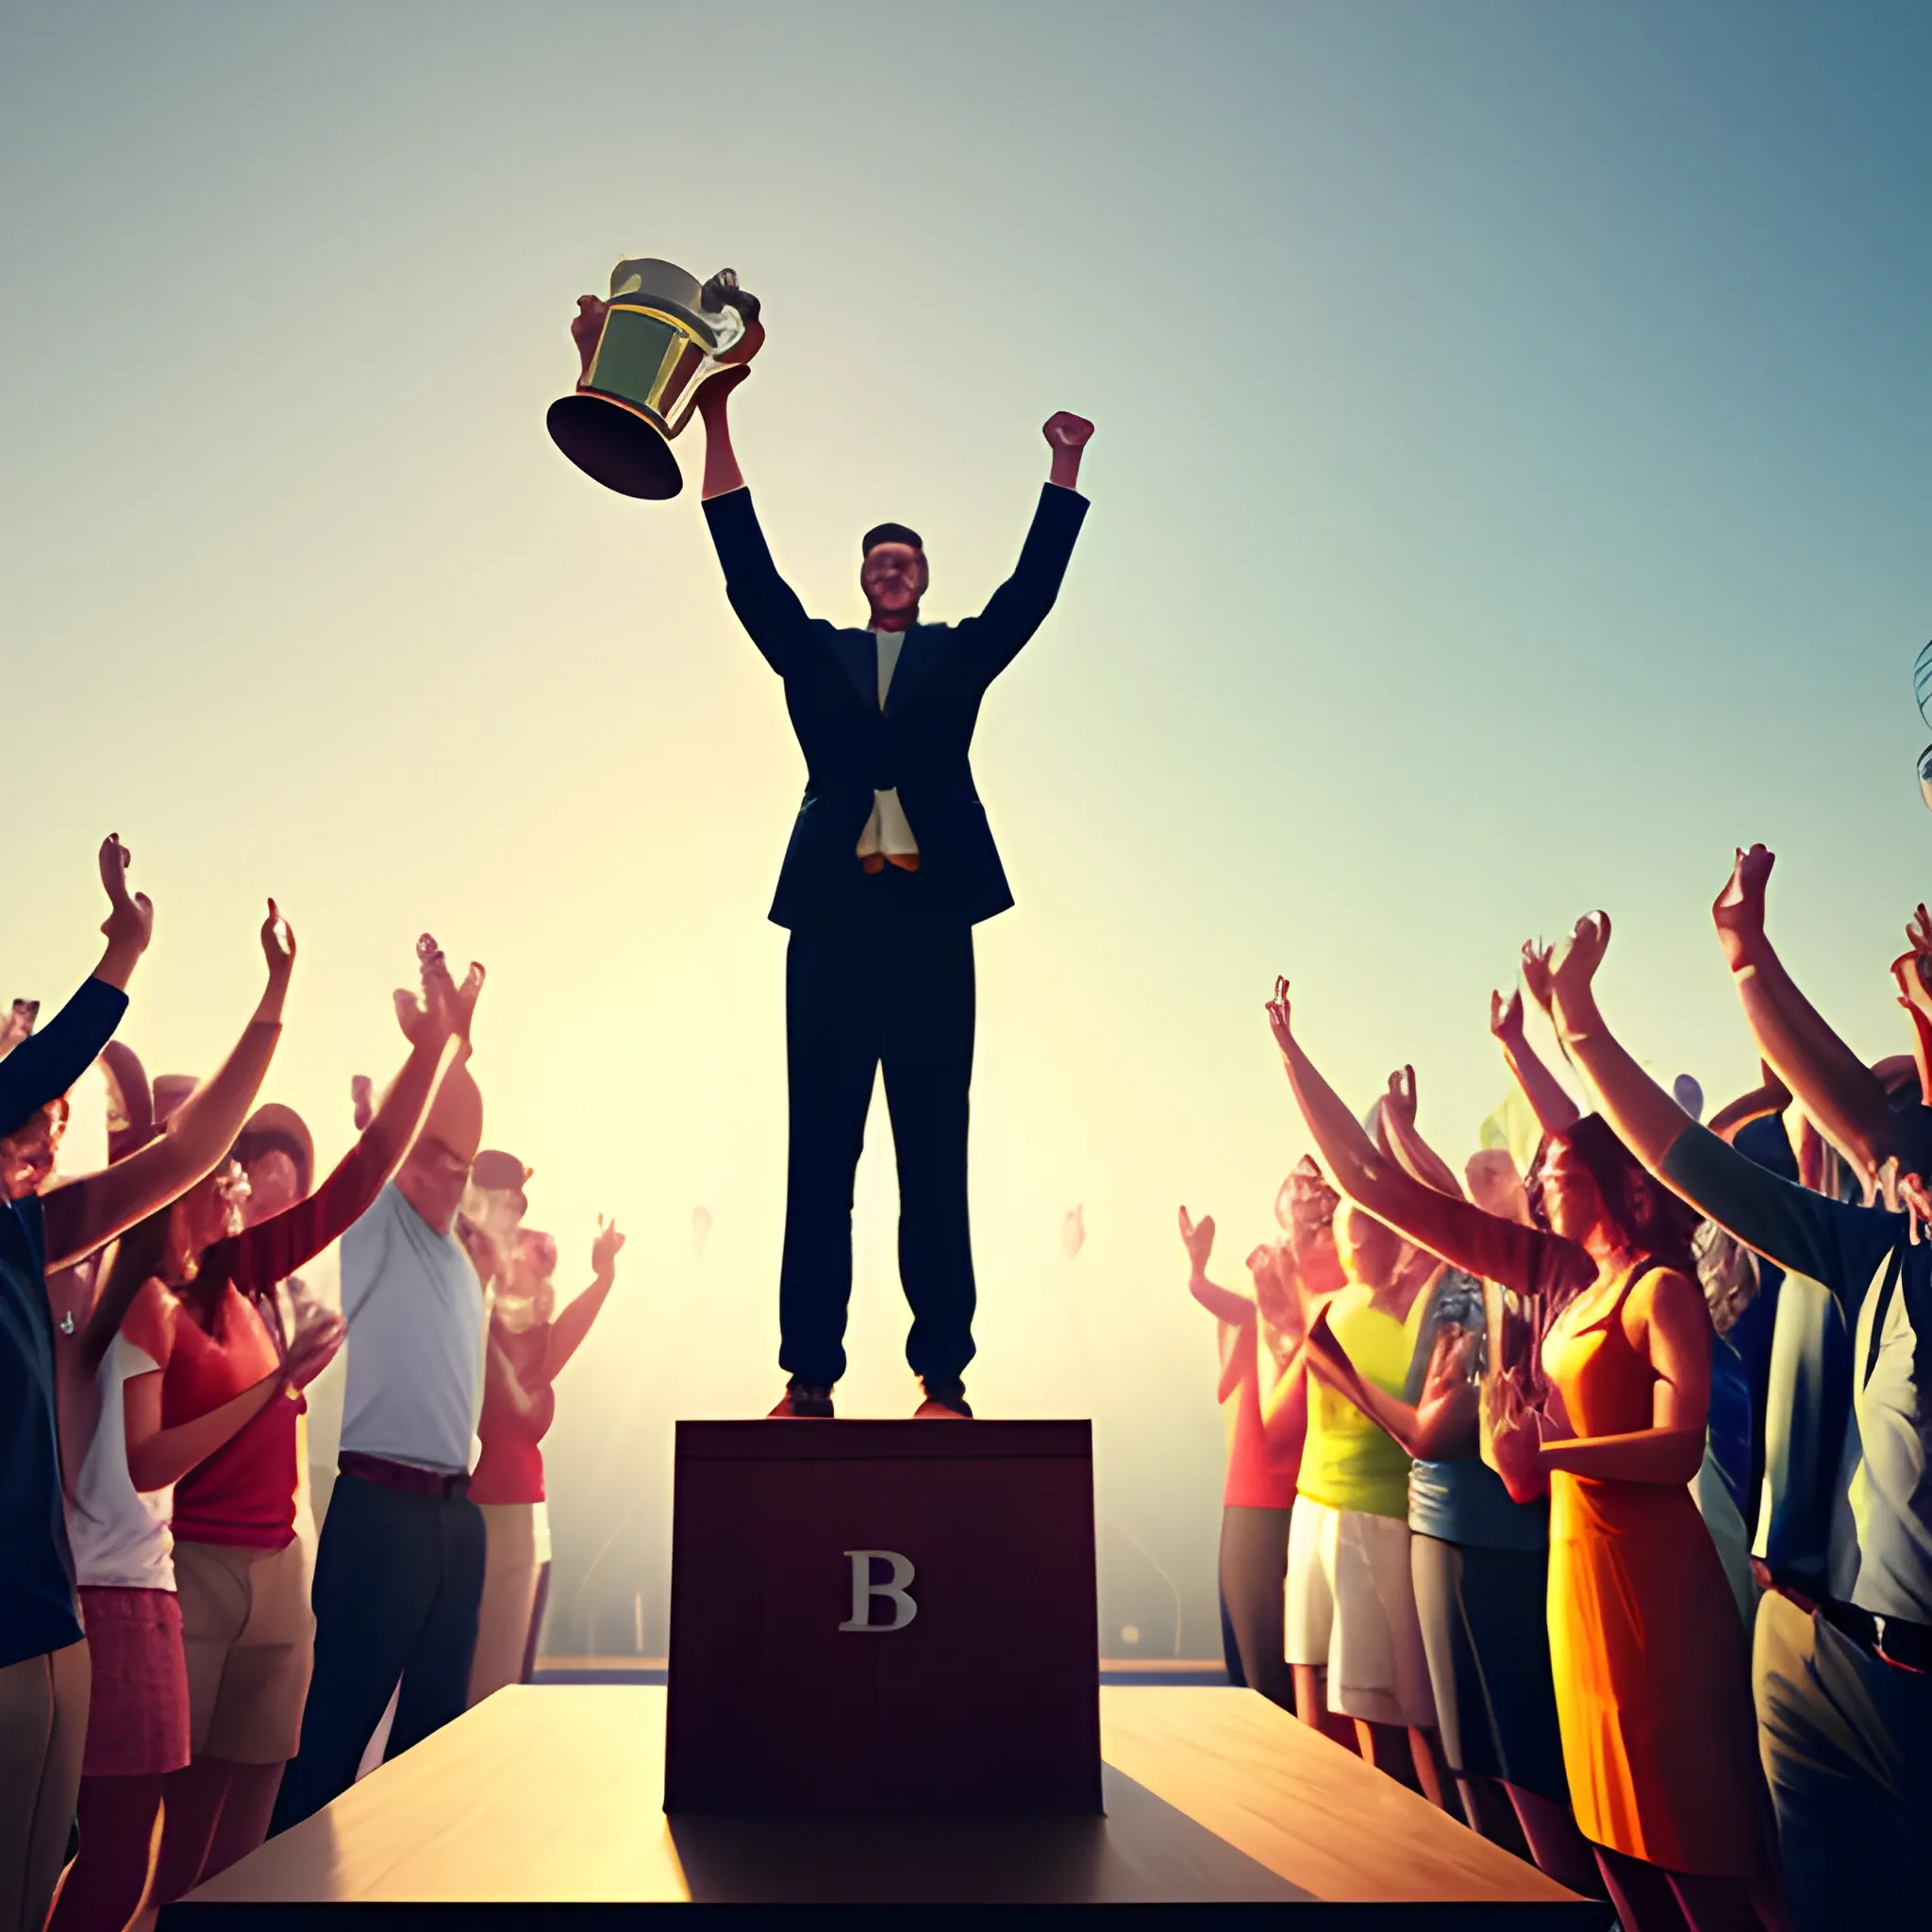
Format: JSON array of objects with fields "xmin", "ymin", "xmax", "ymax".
[
  {"xmin": 1490, "ymin": 987, "xmax": 1525, "ymax": 1043},
  {"xmin": 351, "ymin": 1074, "xmax": 374, "ymax": 1131},
  {"xmin": 1384, "ymin": 1065, "xmax": 1419, "ymax": 1132},
  {"xmin": 696, "ymin": 361, "xmax": 754, "ymax": 417},
  {"xmin": 395, "ymin": 935, "xmax": 459, "ymax": 1048},
  {"xmin": 259, "ymin": 898, "xmax": 296, "ymax": 983},
  {"xmin": 449, "ymin": 960, "xmax": 486, "ymax": 1045},
  {"xmin": 98, "ymin": 833, "xmax": 155, "ymax": 955},
  {"xmin": 1178, "ymin": 1205, "xmax": 1216, "ymax": 1274},
  {"xmin": 571, "ymin": 294, "xmax": 608, "ymax": 382},
  {"xmin": 1711, "ymin": 844, "xmax": 1774, "ymax": 970},
  {"xmin": 1520, "ymin": 939, "xmax": 1557, "ymax": 1016},
  {"xmin": 591, "ymin": 1214, "xmax": 625, "ymax": 1280},
  {"xmin": 1043, "ymin": 410, "xmax": 1094, "ymax": 491},
  {"xmin": 1908, "ymin": 902, "xmax": 1932, "ymax": 965},
  {"xmin": 1551, "ymin": 911, "xmax": 1612, "ymax": 1010},
  {"xmin": 1263, "ymin": 975, "xmax": 1294, "ymax": 1056},
  {"xmin": 1893, "ymin": 904, "xmax": 1932, "ymax": 1020}
]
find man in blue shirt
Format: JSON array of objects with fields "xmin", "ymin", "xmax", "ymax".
[{"xmin": 0, "ymin": 838, "xmax": 148, "ymax": 1932}]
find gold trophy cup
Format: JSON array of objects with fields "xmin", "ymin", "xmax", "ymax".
[{"xmin": 546, "ymin": 258, "xmax": 760, "ymax": 499}]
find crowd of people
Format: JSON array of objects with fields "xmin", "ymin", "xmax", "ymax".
[
  {"xmin": 1, "ymin": 837, "xmax": 625, "ymax": 1932},
  {"xmin": 1184, "ymin": 843, "xmax": 1929, "ymax": 1932}
]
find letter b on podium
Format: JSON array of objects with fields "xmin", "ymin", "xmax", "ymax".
[
  {"xmin": 840, "ymin": 1550, "xmax": 918, "ymax": 1632},
  {"xmin": 664, "ymin": 1421, "xmax": 1100, "ymax": 1815}
]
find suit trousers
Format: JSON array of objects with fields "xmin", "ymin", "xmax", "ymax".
[
  {"xmin": 267, "ymin": 1474, "xmax": 485, "ymax": 1837},
  {"xmin": 780, "ymin": 871, "xmax": 976, "ymax": 1395}
]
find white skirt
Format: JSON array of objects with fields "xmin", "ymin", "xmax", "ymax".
[{"xmin": 1284, "ymin": 1495, "xmax": 1436, "ymax": 1729}]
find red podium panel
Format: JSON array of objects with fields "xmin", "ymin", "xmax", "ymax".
[{"xmin": 664, "ymin": 1420, "xmax": 1100, "ymax": 1816}]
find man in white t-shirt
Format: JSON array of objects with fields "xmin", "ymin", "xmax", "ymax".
[{"xmin": 271, "ymin": 950, "xmax": 485, "ymax": 1834}]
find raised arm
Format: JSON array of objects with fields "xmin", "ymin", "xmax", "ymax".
[
  {"xmin": 1264, "ymin": 978, "xmax": 1575, "ymax": 1297},
  {"xmin": 1890, "ymin": 907, "xmax": 1932, "ymax": 1109},
  {"xmin": 1711, "ymin": 845, "xmax": 1895, "ymax": 1179},
  {"xmin": 1179, "ymin": 1205, "xmax": 1255, "ymax": 1326},
  {"xmin": 1377, "ymin": 1066, "xmax": 1466, "ymax": 1200},
  {"xmin": 41, "ymin": 902, "xmax": 295, "ymax": 1272},
  {"xmin": 694, "ymin": 371, "xmax": 812, "ymax": 675},
  {"xmin": 1707, "ymin": 1062, "xmax": 1793, "ymax": 1145},
  {"xmin": 207, "ymin": 948, "xmax": 476, "ymax": 1299},
  {"xmin": 1548, "ymin": 910, "xmax": 1895, "ymax": 1309},
  {"xmin": 0, "ymin": 837, "xmax": 151, "ymax": 1135},
  {"xmin": 955, "ymin": 414, "xmax": 1093, "ymax": 682},
  {"xmin": 545, "ymin": 1216, "xmax": 625, "ymax": 1380},
  {"xmin": 1490, "ymin": 975, "xmax": 1581, "ymax": 1136},
  {"xmin": 486, "ymin": 1336, "xmax": 545, "ymax": 1425}
]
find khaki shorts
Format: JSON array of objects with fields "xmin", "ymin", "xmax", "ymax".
[{"xmin": 175, "ymin": 1536, "xmax": 316, "ymax": 1763}]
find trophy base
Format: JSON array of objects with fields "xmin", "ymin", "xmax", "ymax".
[{"xmin": 546, "ymin": 391, "xmax": 685, "ymax": 499}]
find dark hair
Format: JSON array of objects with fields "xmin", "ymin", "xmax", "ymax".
[
  {"xmin": 861, "ymin": 522, "xmax": 923, "ymax": 557},
  {"xmin": 80, "ymin": 1205, "xmax": 174, "ymax": 1374},
  {"xmin": 1530, "ymin": 1114, "xmax": 1702, "ymax": 1272},
  {"xmin": 471, "ymin": 1149, "xmax": 529, "ymax": 1194},
  {"xmin": 229, "ymin": 1127, "xmax": 312, "ymax": 1199}
]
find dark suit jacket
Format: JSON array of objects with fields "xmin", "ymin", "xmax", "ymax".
[{"xmin": 704, "ymin": 482, "xmax": 1088, "ymax": 930}]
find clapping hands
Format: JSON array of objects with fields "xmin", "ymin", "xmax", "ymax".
[{"xmin": 394, "ymin": 935, "xmax": 485, "ymax": 1052}]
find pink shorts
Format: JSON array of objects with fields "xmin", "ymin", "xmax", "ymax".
[{"xmin": 77, "ymin": 1587, "xmax": 191, "ymax": 1777}]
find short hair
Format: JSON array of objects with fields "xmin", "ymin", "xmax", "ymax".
[{"xmin": 861, "ymin": 522, "xmax": 923, "ymax": 557}]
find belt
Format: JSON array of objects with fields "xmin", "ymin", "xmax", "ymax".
[
  {"xmin": 1818, "ymin": 1595, "xmax": 1932, "ymax": 1674},
  {"xmin": 339, "ymin": 1451, "xmax": 470, "ymax": 1502}
]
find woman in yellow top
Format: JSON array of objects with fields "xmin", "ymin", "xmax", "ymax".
[{"xmin": 1285, "ymin": 1189, "xmax": 1447, "ymax": 1803}]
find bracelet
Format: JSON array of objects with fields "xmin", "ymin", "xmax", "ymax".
[{"xmin": 1732, "ymin": 963, "xmax": 1759, "ymax": 984}]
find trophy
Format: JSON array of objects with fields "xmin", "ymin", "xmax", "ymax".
[{"xmin": 546, "ymin": 258, "xmax": 760, "ymax": 500}]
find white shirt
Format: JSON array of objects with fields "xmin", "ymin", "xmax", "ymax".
[
  {"xmin": 339, "ymin": 1185, "xmax": 485, "ymax": 1477},
  {"xmin": 855, "ymin": 628, "xmax": 920, "ymax": 862},
  {"xmin": 68, "ymin": 1305, "xmax": 175, "ymax": 1591}
]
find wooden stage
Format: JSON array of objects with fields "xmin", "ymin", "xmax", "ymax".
[{"xmin": 163, "ymin": 1686, "xmax": 1607, "ymax": 1924}]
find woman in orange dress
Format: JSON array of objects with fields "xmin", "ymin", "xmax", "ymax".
[{"xmin": 1265, "ymin": 976, "xmax": 1785, "ymax": 1932}]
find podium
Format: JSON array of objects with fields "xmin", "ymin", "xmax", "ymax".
[{"xmin": 664, "ymin": 1420, "xmax": 1101, "ymax": 1815}]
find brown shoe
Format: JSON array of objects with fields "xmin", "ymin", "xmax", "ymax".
[
  {"xmin": 913, "ymin": 1386, "xmax": 973, "ymax": 1419},
  {"xmin": 768, "ymin": 1382, "xmax": 835, "ymax": 1419}
]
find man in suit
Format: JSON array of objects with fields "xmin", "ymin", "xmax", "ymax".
[{"xmin": 692, "ymin": 357, "xmax": 1092, "ymax": 1420}]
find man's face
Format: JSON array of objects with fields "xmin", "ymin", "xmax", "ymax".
[
  {"xmin": 860, "ymin": 541, "xmax": 927, "ymax": 625},
  {"xmin": 399, "ymin": 1136, "xmax": 475, "ymax": 1234}
]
